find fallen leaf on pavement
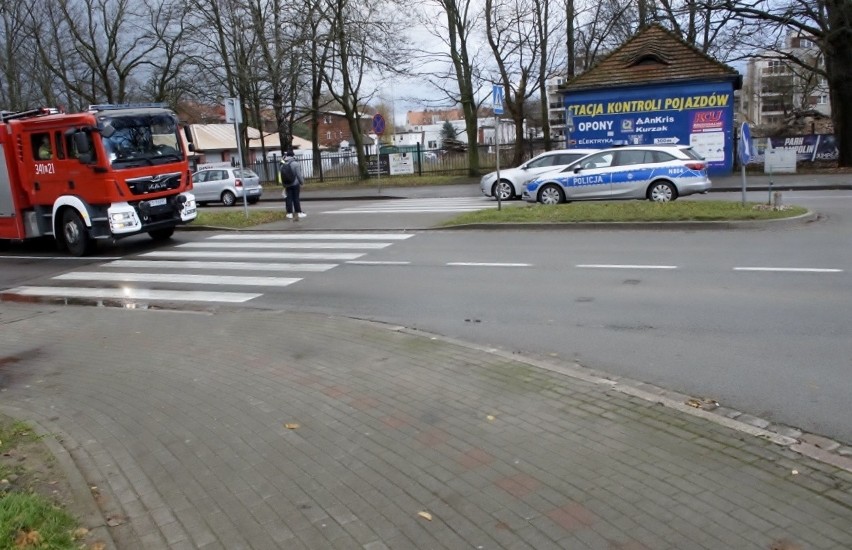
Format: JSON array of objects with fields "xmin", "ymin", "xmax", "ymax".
[
  {"xmin": 417, "ymin": 511, "xmax": 433, "ymax": 521},
  {"xmin": 285, "ymin": 423, "xmax": 300, "ymax": 429}
]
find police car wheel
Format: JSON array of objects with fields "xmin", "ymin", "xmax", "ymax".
[
  {"xmin": 494, "ymin": 180, "xmax": 514, "ymax": 201},
  {"xmin": 538, "ymin": 184, "xmax": 564, "ymax": 205},
  {"xmin": 648, "ymin": 181, "xmax": 676, "ymax": 203}
]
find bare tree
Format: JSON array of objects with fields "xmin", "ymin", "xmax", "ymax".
[
  {"xmin": 572, "ymin": 0, "xmax": 635, "ymax": 73},
  {"xmin": 0, "ymin": 0, "xmax": 42, "ymax": 110},
  {"xmin": 652, "ymin": 0, "xmax": 744, "ymax": 58},
  {"xmin": 485, "ymin": 0, "xmax": 560, "ymax": 164},
  {"xmin": 417, "ymin": 0, "xmax": 488, "ymax": 176},
  {"xmin": 715, "ymin": 0, "xmax": 852, "ymax": 166},
  {"xmin": 321, "ymin": 0, "xmax": 409, "ymax": 179}
]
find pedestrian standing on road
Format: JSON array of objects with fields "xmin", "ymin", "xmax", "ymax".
[{"xmin": 280, "ymin": 152, "xmax": 306, "ymax": 221}]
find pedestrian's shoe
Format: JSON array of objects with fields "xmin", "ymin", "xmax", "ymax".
[
  {"xmin": 298, "ymin": 212, "xmax": 307, "ymax": 218},
  {"xmin": 286, "ymin": 213, "xmax": 293, "ymax": 219}
]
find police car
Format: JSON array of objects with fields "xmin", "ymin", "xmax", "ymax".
[
  {"xmin": 480, "ymin": 148, "xmax": 599, "ymax": 200},
  {"xmin": 522, "ymin": 145, "xmax": 711, "ymax": 204}
]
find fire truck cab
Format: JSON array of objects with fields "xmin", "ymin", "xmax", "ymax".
[{"xmin": 0, "ymin": 104, "xmax": 196, "ymax": 256}]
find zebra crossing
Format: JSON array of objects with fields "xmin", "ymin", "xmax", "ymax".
[
  {"xmin": 323, "ymin": 196, "xmax": 498, "ymax": 214},
  {"xmin": 3, "ymin": 232, "xmax": 415, "ymax": 305}
]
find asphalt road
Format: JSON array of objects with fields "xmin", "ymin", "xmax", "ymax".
[{"xmin": 2, "ymin": 183, "xmax": 851, "ymax": 444}]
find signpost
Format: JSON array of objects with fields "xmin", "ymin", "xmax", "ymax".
[
  {"xmin": 492, "ymin": 84, "xmax": 504, "ymax": 210},
  {"xmin": 372, "ymin": 113, "xmax": 385, "ymax": 193},
  {"xmin": 738, "ymin": 122, "xmax": 751, "ymax": 206},
  {"xmin": 225, "ymin": 97, "xmax": 248, "ymax": 217}
]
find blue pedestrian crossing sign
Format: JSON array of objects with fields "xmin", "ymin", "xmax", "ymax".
[
  {"xmin": 739, "ymin": 122, "xmax": 752, "ymax": 164},
  {"xmin": 492, "ymin": 84, "xmax": 504, "ymax": 116}
]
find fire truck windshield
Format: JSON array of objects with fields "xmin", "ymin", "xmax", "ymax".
[{"xmin": 100, "ymin": 113, "xmax": 184, "ymax": 168}]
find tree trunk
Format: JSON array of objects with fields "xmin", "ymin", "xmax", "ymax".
[{"xmin": 826, "ymin": 2, "xmax": 852, "ymax": 166}]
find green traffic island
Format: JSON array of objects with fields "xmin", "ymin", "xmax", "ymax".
[{"xmin": 442, "ymin": 200, "xmax": 809, "ymax": 226}]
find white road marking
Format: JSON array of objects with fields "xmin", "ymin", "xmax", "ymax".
[
  {"xmin": 734, "ymin": 267, "xmax": 843, "ymax": 273},
  {"xmin": 447, "ymin": 262, "xmax": 531, "ymax": 267},
  {"xmin": 142, "ymin": 251, "xmax": 364, "ymax": 260},
  {"xmin": 104, "ymin": 260, "xmax": 337, "ymax": 272},
  {"xmin": 345, "ymin": 260, "xmax": 412, "ymax": 265},
  {"xmin": 3, "ymin": 286, "xmax": 261, "ymax": 303},
  {"xmin": 54, "ymin": 272, "xmax": 301, "ymax": 287},
  {"xmin": 577, "ymin": 264, "xmax": 678, "ymax": 269},
  {"xmin": 208, "ymin": 233, "xmax": 414, "ymax": 240},
  {"xmin": 178, "ymin": 241, "xmax": 390, "ymax": 250},
  {"xmin": 0, "ymin": 255, "xmax": 122, "ymax": 261}
]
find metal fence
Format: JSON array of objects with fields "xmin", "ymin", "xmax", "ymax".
[{"xmin": 242, "ymin": 143, "xmax": 539, "ymax": 185}]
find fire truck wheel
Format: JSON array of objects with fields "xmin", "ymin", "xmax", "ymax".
[
  {"xmin": 61, "ymin": 209, "xmax": 96, "ymax": 256},
  {"xmin": 149, "ymin": 228, "xmax": 175, "ymax": 241}
]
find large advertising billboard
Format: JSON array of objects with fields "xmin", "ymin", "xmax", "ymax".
[
  {"xmin": 564, "ymin": 81, "xmax": 736, "ymax": 174},
  {"xmin": 747, "ymin": 134, "xmax": 838, "ymax": 164}
]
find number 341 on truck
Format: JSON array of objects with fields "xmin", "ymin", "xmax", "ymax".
[{"xmin": 0, "ymin": 103, "xmax": 197, "ymax": 256}]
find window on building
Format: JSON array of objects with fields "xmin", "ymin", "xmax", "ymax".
[
  {"xmin": 326, "ymin": 131, "xmax": 332, "ymax": 140},
  {"xmin": 817, "ymin": 95, "xmax": 828, "ymax": 105},
  {"xmin": 323, "ymin": 115, "xmax": 331, "ymax": 124},
  {"xmin": 428, "ymin": 140, "xmax": 437, "ymax": 149}
]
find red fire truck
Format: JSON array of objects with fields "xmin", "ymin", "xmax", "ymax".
[{"xmin": 0, "ymin": 104, "xmax": 197, "ymax": 256}]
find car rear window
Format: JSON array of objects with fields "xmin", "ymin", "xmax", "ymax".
[
  {"xmin": 235, "ymin": 169, "xmax": 258, "ymax": 178},
  {"xmin": 681, "ymin": 147, "xmax": 705, "ymax": 160},
  {"xmin": 652, "ymin": 151, "xmax": 677, "ymax": 163}
]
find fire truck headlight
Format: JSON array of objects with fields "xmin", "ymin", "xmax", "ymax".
[{"xmin": 110, "ymin": 211, "xmax": 137, "ymax": 229}]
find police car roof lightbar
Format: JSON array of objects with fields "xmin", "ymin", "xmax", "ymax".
[{"xmin": 88, "ymin": 103, "xmax": 168, "ymax": 111}]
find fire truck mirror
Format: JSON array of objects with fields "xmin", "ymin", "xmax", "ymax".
[{"xmin": 183, "ymin": 125, "xmax": 194, "ymax": 146}]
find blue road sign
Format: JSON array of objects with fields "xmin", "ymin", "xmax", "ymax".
[
  {"xmin": 739, "ymin": 122, "xmax": 752, "ymax": 164},
  {"xmin": 492, "ymin": 84, "xmax": 504, "ymax": 116}
]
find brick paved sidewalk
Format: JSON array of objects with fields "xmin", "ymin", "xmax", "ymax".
[{"xmin": 1, "ymin": 303, "xmax": 850, "ymax": 549}]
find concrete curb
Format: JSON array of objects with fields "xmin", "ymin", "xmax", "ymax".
[
  {"xmin": 179, "ymin": 209, "xmax": 818, "ymax": 232},
  {"xmin": 363, "ymin": 318, "xmax": 852, "ymax": 474},
  {"xmin": 438, "ymin": 210, "xmax": 818, "ymax": 231}
]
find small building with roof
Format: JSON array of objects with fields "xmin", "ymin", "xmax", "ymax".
[{"xmin": 559, "ymin": 24, "xmax": 741, "ymax": 174}]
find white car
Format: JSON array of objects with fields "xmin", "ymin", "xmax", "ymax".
[
  {"xmin": 480, "ymin": 149, "xmax": 598, "ymax": 200},
  {"xmin": 523, "ymin": 145, "xmax": 712, "ymax": 204}
]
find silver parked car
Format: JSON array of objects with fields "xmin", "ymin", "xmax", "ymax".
[
  {"xmin": 480, "ymin": 149, "xmax": 599, "ymax": 201},
  {"xmin": 523, "ymin": 145, "xmax": 711, "ymax": 204},
  {"xmin": 191, "ymin": 167, "xmax": 263, "ymax": 206}
]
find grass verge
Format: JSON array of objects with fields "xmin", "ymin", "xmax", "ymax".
[
  {"xmin": 192, "ymin": 199, "xmax": 807, "ymax": 229},
  {"xmin": 442, "ymin": 200, "xmax": 808, "ymax": 226},
  {"xmin": 0, "ymin": 417, "xmax": 95, "ymax": 549},
  {"xmin": 194, "ymin": 209, "xmax": 286, "ymax": 228}
]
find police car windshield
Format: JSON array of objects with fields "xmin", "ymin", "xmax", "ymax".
[{"xmin": 100, "ymin": 113, "xmax": 184, "ymax": 168}]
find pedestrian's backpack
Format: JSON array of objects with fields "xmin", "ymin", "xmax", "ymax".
[{"xmin": 279, "ymin": 162, "xmax": 296, "ymax": 186}]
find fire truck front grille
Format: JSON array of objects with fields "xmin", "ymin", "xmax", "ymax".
[{"xmin": 126, "ymin": 172, "xmax": 182, "ymax": 195}]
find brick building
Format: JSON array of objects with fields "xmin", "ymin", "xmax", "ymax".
[{"xmin": 311, "ymin": 111, "xmax": 373, "ymax": 149}]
